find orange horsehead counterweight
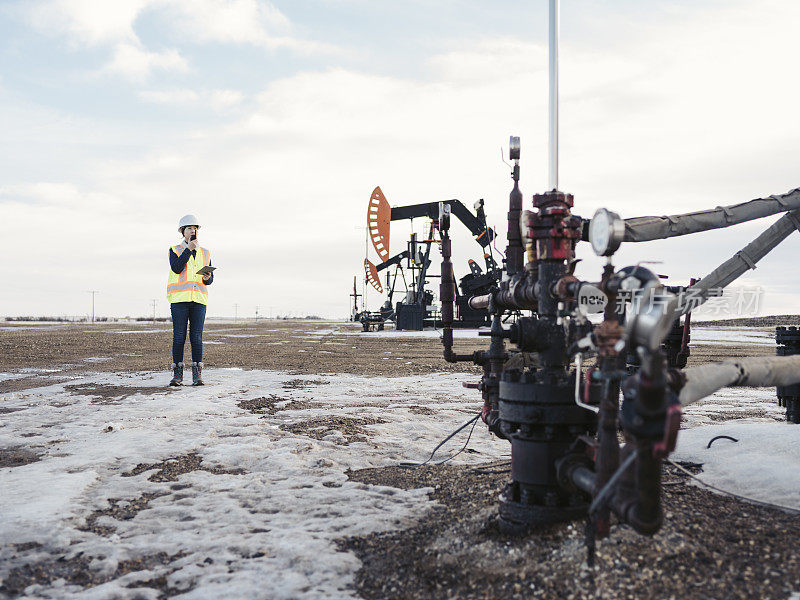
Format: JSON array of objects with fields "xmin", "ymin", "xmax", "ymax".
[
  {"xmin": 364, "ymin": 186, "xmax": 392, "ymax": 293},
  {"xmin": 363, "ymin": 258, "xmax": 383, "ymax": 294},
  {"xmin": 368, "ymin": 186, "xmax": 391, "ymax": 262}
]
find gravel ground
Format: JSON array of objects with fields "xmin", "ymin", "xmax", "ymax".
[
  {"xmin": 1, "ymin": 318, "xmax": 797, "ymax": 600},
  {"xmin": 342, "ymin": 462, "xmax": 800, "ymax": 600},
  {"xmin": 0, "ymin": 320, "xmax": 485, "ymax": 379},
  {"xmin": 693, "ymin": 315, "xmax": 800, "ymax": 327}
]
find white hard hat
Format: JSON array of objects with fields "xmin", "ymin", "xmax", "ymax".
[{"xmin": 178, "ymin": 214, "xmax": 201, "ymax": 231}]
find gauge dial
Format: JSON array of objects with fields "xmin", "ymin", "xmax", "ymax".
[{"xmin": 589, "ymin": 208, "xmax": 624, "ymax": 256}]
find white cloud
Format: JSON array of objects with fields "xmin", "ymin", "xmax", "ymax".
[
  {"xmin": 139, "ymin": 88, "xmax": 200, "ymax": 105},
  {"xmin": 208, "ymin": 89, "xmax": 244, "ymax": 109},
  {"xmin": 427, "ymin": 37, "xmax": 546, "ymax": 84},
  {"xmin": 139, "ymin": 88, "xmax": 244, "ymax": 111},
  {"xmin": 3, "ymin": 1, "xmax": 799, "ymax": 317},
  {"xmin": 25, "ymin": 0, "xmax": 148, "ymax": 45},
  {"xmin": 162, "ymin": 0, "xmax": 291, "ymax": 45},
  {"xmin": 103, "ymin": 43, "xmax": 188, "ymax": 81},
  {"xmin": 24, "ymin": 0, "xmax": 330, "ymax": 62}
]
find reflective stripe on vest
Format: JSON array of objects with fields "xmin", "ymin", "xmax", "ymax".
[
  {"xmin": 167, "ymin": 244, "xmax": 211, "ymax": 304},
  {"xmin": 167, "ymin": 282, "xmax": 208, "ymax": 294}
]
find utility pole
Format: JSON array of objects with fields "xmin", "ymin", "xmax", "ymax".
[
  {"xmin": 233, "ymin": 303, "xmax": 239, "ymax": 323},
  {"xmin": 87, "ymin": 291, "xmax": 99, "ymax": 323},
  {"xmin": 269, "ymin": 306, "xmax": 274, "ymax": 319},
  {"xmin": 355, "ymin": 225, "xmax": 369, "ymax": 311},
  {"xmin": 255, "ymin": 305, "xmax": 259, "ymax": 320},
  {"xmin": 151, "ymin": 299, "xmax": 157, "ymax": 322}
]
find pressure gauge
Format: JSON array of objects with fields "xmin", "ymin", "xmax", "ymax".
[
  {"xmin": 589, "ymin": 208, "xmax": 624, "ymax": 256},
  {"xmin": 509, "ymin": 136, "xmax": 520, "ymax": 161}
]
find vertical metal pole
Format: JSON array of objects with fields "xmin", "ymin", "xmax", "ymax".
[
  {"xmin": 88, "ymin": 290, "xmax": 98, "ymax": 323},
  {"xmin": 548, "ymin": 0, "xmax": 559, "ymax": 191}
]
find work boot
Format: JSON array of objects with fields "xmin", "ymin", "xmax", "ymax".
[
  {"xmin": 191, "ymin": 361, "xmax": 204, "ymax": 386},
  {"xmin": 169, "ymin": 362, "xmax": 184, "ymax": 386}
]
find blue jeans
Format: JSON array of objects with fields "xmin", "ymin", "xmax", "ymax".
[{"xmin": 170, "ymin": 302, "xmax": 206, "ymax": 363}]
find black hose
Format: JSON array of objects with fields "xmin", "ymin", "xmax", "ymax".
[
  {"xmin": 399, "ymin": 411, "xmax": 482, "ymax": 468},
  {"xmin": 706, "ymin": 435, "xmax": 739, "ymax": 449}
]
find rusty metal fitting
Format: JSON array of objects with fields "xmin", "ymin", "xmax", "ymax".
[
  {"xmin": 666, "ymin": 368, "xmax": 687, "ymax": 393},
  {"xmin": 533, "ymin": 190, "xmax": 574, "ymax": 209},
  {"xmin": 594, "ymin": 320, "xmax": 624, "ymax": 358},
  {"xmin": 554, "ymin": 275, "xmax": 579, "ymax": 300}
]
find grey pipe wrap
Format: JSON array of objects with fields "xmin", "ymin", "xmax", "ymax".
[
  {"xmin": 623, "ymin": 188, "xmax": 800, "ymax": 242},
  {"xmin": 670, "ymin": 208, "xmax": 800, "ymax": 317},
  {"xmin": 679, "ymin": 355, "xmax": 800, "ymax": 406}
]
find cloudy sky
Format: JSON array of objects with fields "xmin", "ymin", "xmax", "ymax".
[{"xmin": 1, "ymin": 0, "xmax": 798, "ymax": 319}]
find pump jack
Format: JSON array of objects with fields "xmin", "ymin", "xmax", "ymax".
[{"xmin": 363, "ymin": 186, "xmax": 500, "ymax": 330}]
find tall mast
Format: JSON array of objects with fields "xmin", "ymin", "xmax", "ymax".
[{"xmin": 548, "ymin": 0, "xmax": 559, "ymax": 191}]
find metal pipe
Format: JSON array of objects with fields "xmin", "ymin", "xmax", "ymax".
[
  {"xmin": 439, "ymin": 219, "xmax": 472, "ymax": 363},
  {"xmin": 548, "ymin": 0, "xmax": 559, "ymax": 191},
  {"xmin": 629, "ymin": 446, "xmax": 664, "ymax": 535},
  {"xmin": 620, "ymin": 188, "xmax": 800, "ymax": 243},
  {"xmin": 570, "ymin": 465, "xmax": 596, "ymax": 495},
  {"xmin": 506, "ymin": 162, "xmax": 525, "ymax": 275},
  {"xmin": 573, "ymin": 354, "xmax": 599, "ymax": 413},
  {"xmin": 469, "ymin": 294, "xmax": 490, "ymax": 310},
  {"xmin": 680, "ymin": 355, "xmax": 800, "ymax": 406}
]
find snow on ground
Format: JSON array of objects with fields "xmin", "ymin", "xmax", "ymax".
[
  {"xmin": 1, "ymin": 325, "xmax": 797, "ymax": 598},
  {"xmin": 344, "ymin": 327, "xmax": 486, "ymax": 339},
  {"xmin": 111, "ymin": 329, "xmax": 174, "ymax": 335},
  {"xmin": 673, "ymin": 421, "xmax": 800, "ymax": 511},
  {"xmin": 352, "ymin": 325, "xmax": 777, "ymax": 344},
  {"xmin": 0, "ymin": 369, "xmax": 507, "ymax": 599},
  {"xmin": 676, "ymin": 386, "xmax": 799, "ymax": 511}
]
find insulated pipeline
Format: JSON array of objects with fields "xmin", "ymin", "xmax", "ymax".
[
  {"xmin": 620, "ymin": 188, "xmax": 800, "ymax": 242},
  {"xmin": 673, "ymin": 208, "xmax": 800, "ymax": 316},
  {"xmin": 680, "ymin": 355, "xmax": 800, "ymax": 406}
]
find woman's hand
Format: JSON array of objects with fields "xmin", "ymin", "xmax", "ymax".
[{"xmin": 188, "ymin": 239, "xmax": 198, "ymax": 251}]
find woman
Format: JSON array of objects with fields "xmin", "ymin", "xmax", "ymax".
[{"xmin": 167, "ymin": 214, "xmax": 214, "ymax": 386}]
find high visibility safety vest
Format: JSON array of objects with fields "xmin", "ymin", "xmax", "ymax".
[{"xmin": 167, "ymin": 242, "xmax": 211, "ymax": 304}]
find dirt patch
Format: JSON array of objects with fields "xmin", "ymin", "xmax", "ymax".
[
  {"xmin": 702, "ymin": 410, "xmax": 784, "ymax": 422},
  {"xmin": 408, "ymin": 406, "xmax": 437, "ymax": 415},
  {"xmin": 0, "ymin": 320, "xmax": 486, "ymax": 376},
  {"xmin": 280, "ymin": 416, "xmax": 388, "ymax": 444},
  {"xmin": 0, "ymin": 320, "xmax": 781, "ymax": 379},
  {"xmin": 237, "ymin": 395, "xmax": 321, "ymax": 416},
  {"xmin": 122, "ymin": 452, "xmax": 245, "ymax": 482},
  {"xmin": 0, "ymin": 376, "xmax": 73, "ymax": 393},
  {"xmin": 0, "ymin": 446, "xmax": 42, "ymax": 468},
  {"xmin": 65, "ymin": 382, "xmax": 171, "ymax": 404},
  {"xmin": 0, "ymin": 551, "xmax": 187, "ymax": 599},
  {"xmin": 341, "ymin": 462, "xmax": 800, "ymax": 600},
  {"xmin": 80, "ymin": 492, "xmax": 169, "ymax": 536},
  {"xmin": 282, "ymin": 378, "xmax": 330, "ymax": 389}
]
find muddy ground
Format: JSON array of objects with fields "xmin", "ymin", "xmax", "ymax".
[
  {"xmin": 0, "ymin": 318, "xmax": 776, "ymax": 383},
  {"xmin": 1, "ymin": 319, "xmax": 797, "ymax": 600}
]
